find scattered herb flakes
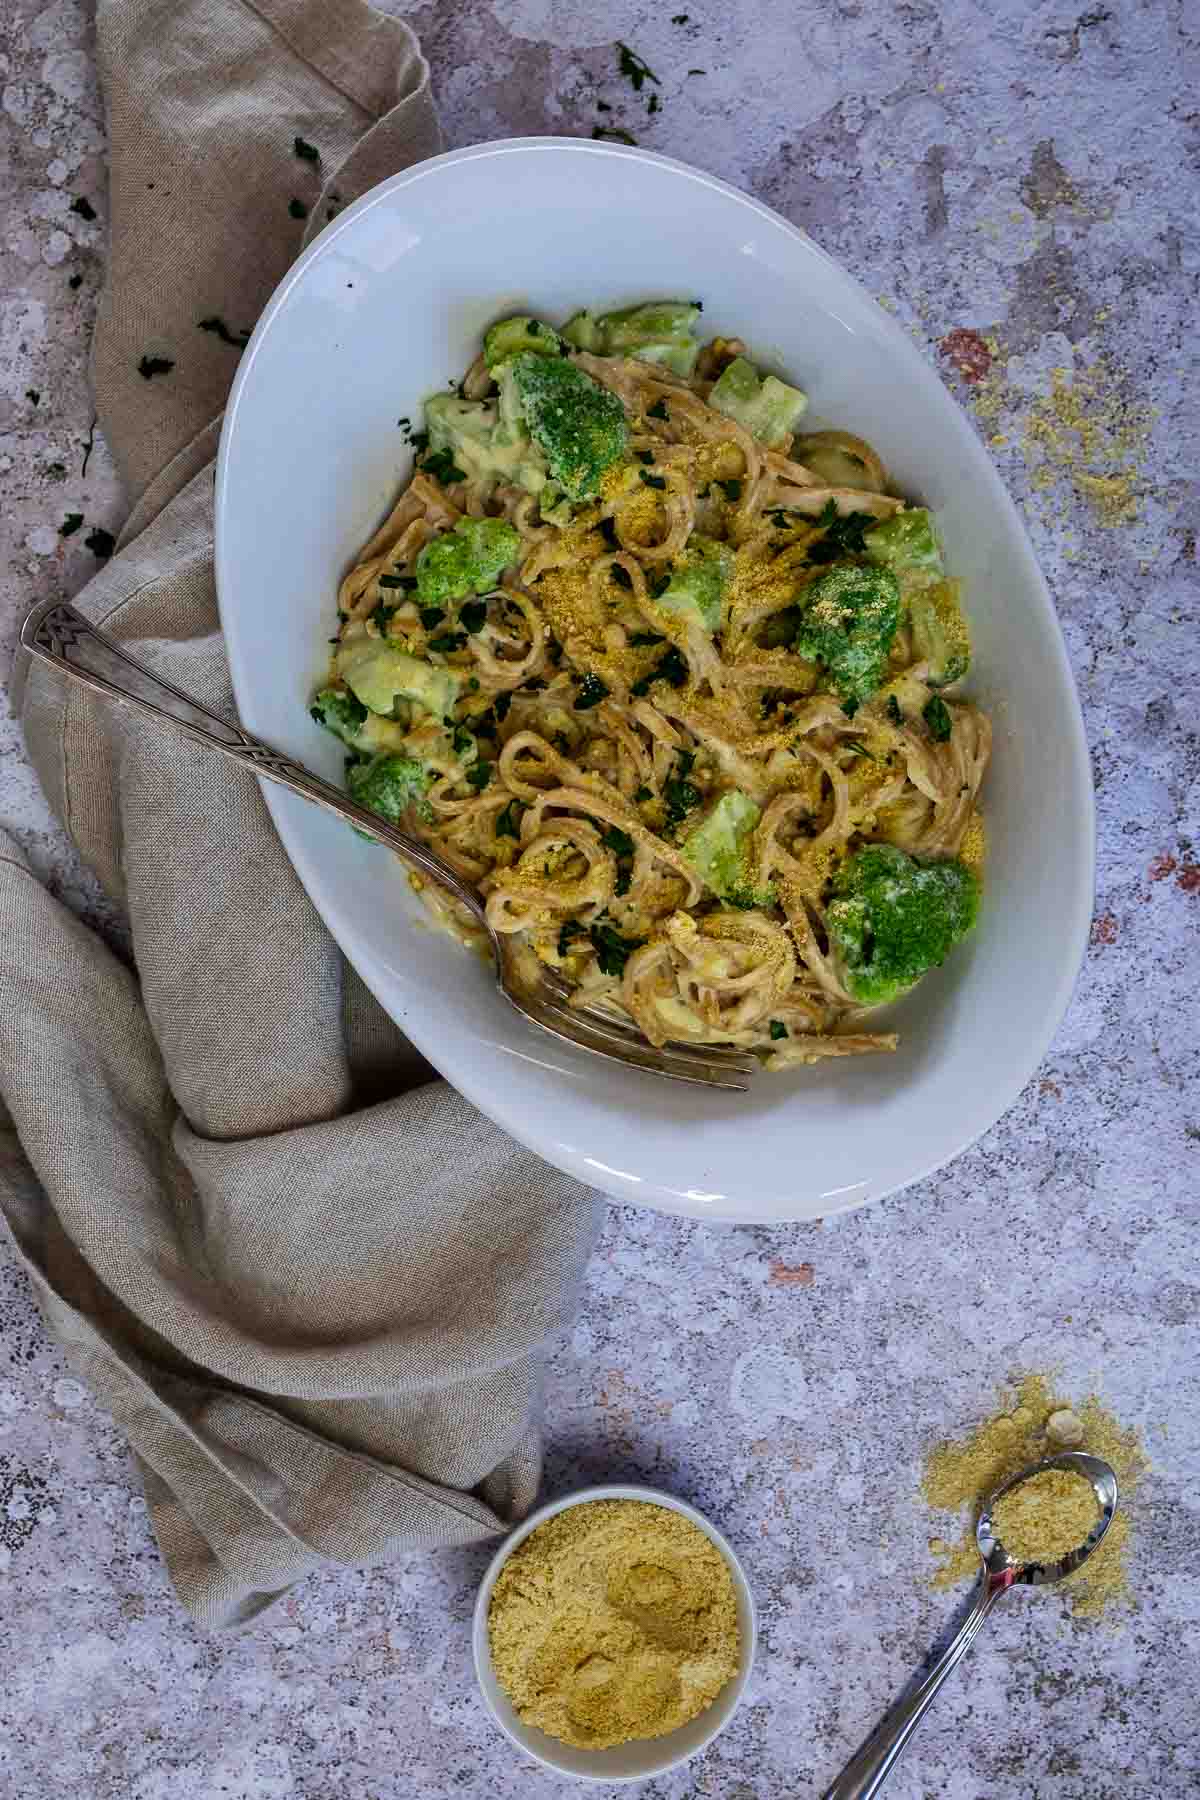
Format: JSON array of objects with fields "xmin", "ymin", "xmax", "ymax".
[
  {"xmin": 600, "ymin": 824, "xmax": 635, "ymax": 859},
  {"xmin": 646, "ymin": 398, "xmax": 669, "ymax": 421},
  {"xmin": 806, "ymin": 498, "xmax": 874, "ymax": 563},
  {"xmin": 598, "ymin": 516, "xmax": 620, "ymax": 550},
  {"xmin": 718, "ymin": 478, "xmax": 742, "ymax": 502},
  {"xmin": 466, "ymin": 762, "xmax": 493, "ymax": 791},
  {"xmin": 886, "ymin": 694, "xmax": 904, "ymax": 726},
  {"xmin": 369, "ymin": 602, "xmax": 393, "ymax": 634},
  {"xmin": 46, "ymin": 461, "xmax": 66, "ymax": 478},
  {"xmin": 671, "ymin": 10, "xmax": 690, "ymax": 20},
  {"xmin": 634, "ymin": 783, "xmax": 653, "ymax": 802},
  {"xmin": 631, "ymin": 643, "xmax": 688, "ymax": 697},
  {"xmin": 923, "ymin": 694, "xmax": 953, "ymax": 741},
  {"xmin": 137, "ymin": 354, "xmax": 174, "ymax": 380},
  {"xmin": 198, "ymin": 315, "xmax": 251, "ymax": 348},
  {"xmin": 629, "ymin": 630, "xmax": 664, "ymax": 647},
  {"xmin": 648, "ymin": 572, "xmax": 672, "ymax": 599},
  {"xmin": 70, "ymin": 196, "xmax": 96, "ymax": 220},
  {"xmin": 26, "ymin": 389, "xmax": 40, "ymax": 406},
  {"xmin": 496, "ymin": 798, "xmax": 523, "ymax": 839},
  {"xmin": 592, "ymin": 126, "xmax": 638, "ymax": 146},
  {"xmin": 59, "ymin": 512, "xmax": 84, "ymax": 537},
  {"xmin": 769, "ymin": 1020, "xmax": 788, "ymax": 1041},
  {"xmin": 589, "ymin": 919, "xmax": 645, "ymax": 976},
  {"xmin": 575, "ymin": 672, "xmax": 610, "ymax": 711},
  {"xmin": 293, "ymin": 135, "xmax": 320, "ymax": 162},
  {"xmin": 81, "ymin": 416, "xmax": 97, "ymax": 477},
  {"xmin": 68, "ymin": 273, "xmax": 83, "ymax": 289},
  {"xmin": 494, "ymin": 691, "xmax": 512, "ymax": 722},
  {"xmin": 427, "ymin": 630, "xmax": 467, "ymax": 653},
  {"xmin": 616, "ymin": 40, "xmax": 660, "ymax": 90},
  {"xmin": 647, "ymin": 94, "xmax": 661, "ymax": 116},
  {"xmin": 596, "ymin": 99, "xmax": 612, "ymax": 113},
  {"xmin": 460, "ymin": 600, "xmax": 488, "ymax": 634},
  {"xmin": 421, "ymin": 447, "xmax": 465, "ymax": 485},
  {"xmin": 611, "ymin": 563, "xmax": 633, "ymax": 590},
  {"xmin": 557, "ymin": 919, "xmax": 585, "ymax": 957},
  {"xmin": 687, "ymin": 67, "xmax": 707, "ymax": 76},
  {"xmin": 842, "ymin": 738, "xmax": 877, "ymax": 762},
  {"xmin": 640, "ymin": 470, "xmax": 667, "ymax": 490},
  {"xmin": 288, "ymin": 197, "xmax": 309, "ymax": 220},
  {"xmin": 664, "ymin": 773, "xmax": 701, "ymax": 829},
  {"xmin": 379, "ymin": 573, "xmax": 413, "ymax": 590},
  {"xmin": 85, "ymin": 527, "xmax": 115, "ymax": 559},
  {"xmin": 841, "ymin": 697, "xmax": 860, "ymax": 719},
  {"xmin": 419, "ymin": 605, "xmax": 446, "ymax": 628},
  {"xmin": 451, "ymin": 723, "xmax": 475, "ymax": 758}
]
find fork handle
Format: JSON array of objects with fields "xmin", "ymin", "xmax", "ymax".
[
  {"xmin": 19, "ymin": 597, "xmax": 487, "ymax": 923},
  {"xmin": 823, "ymin": 1572, "xmax": 1006, "ymax": 1799}
]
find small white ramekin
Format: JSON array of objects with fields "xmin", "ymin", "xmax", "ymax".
[{"xmin": 472, "ymin": 1483, "xmax": 756, "ymax": 1782}]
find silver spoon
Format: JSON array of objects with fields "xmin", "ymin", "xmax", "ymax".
[{"xmin": 824, "ymin": 1451, "xmax": 1119, "ymax": 1799}]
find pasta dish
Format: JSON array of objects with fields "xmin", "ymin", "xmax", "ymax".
[{"xmin": 311, "ymin": 302, "xmax": 990, "ymax": 1068}]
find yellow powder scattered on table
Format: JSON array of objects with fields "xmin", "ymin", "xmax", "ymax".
[
  {"xmin": 992, "ymin": 1467, "xmax": 1099, "ymax": 1563},
  {"xmin": 921, "ymin": 1373, "xmax": 1148, "ymax": 1618},
  {"xmin": 488, "ymin": 1500, "xmax": 740, "ymax": 1748}
]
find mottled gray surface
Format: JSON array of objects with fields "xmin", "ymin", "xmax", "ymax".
[{"xmin": 1, "ymin": 0, "xmax": 1198, "ymax": 1795}]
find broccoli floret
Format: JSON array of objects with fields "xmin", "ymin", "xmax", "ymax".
[
  {"xmin": 414, "ymin": 515, "xmax": 521, "ymax": 605},
  {"xmin": 347, "ymin": 752, "xmax": 432, "ymax": 826},
  {"xmin": 654, "ymin": 536, "xmax": 732, "ymax": 632},
  {"xmin": 794, "ymin": 564, "xmax": 901, "ymax": 707},
  {"xmin": 910, "ymin": 578, "xmax": 971, "ymax": 686},
  {"xmin": 708, "ymin": 355, "xmax": 808, "ymax": 447},
  {"xmin": 682, "ymin": 790, "xmax": 776, "ymax": 907},
  {"xmin": 483, "ymin": 315, "xmax": 562, "ymax": 368},
  {"xmin": 424, "ymin": 392, "xmax": 547, "ymax": 495},
  {"xmin": 864, "ymin": 507, "xmax": 942, "ymax": 579},
  {"xmin": 826, "ymin": 844, "xmax": 979, "ymax": 1005},
  {"xmin": 563, "ymin": 301, "xmax": 702, "ymax": 377},
  {"xmin": 509, "ymin": 353, "xmax": 628, "ymax": 501},
  {"xmin": 310, "ymin": 686, "xmax": 368, "ymax": 747}
]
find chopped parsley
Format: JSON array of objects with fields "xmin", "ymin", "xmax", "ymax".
[
  {"xmin": 923, "ymin": 694, "xmax": 953, "ymax": 742},
  {"xmin": 664, "ymin": 753, "xmax": 701, "ymax": 829},
  {"xmin": 420, "ymin": 446, "xmax": 465, "ymax": 485},
  {"xmin": 601, "ymin": 825, "xmax": 635, "ymax": 859},
  {"xmin": 70, "ymin": 196, "xmax": 96, "ymax": 220},
  {"xmin": 496, "ymin": 799, "xmax": 523, "ymax": 839},
  {"xmin": 630, "ymin": 643, "xmax": 688, "ymax": 697},
  {"xmin": 842, "ymin": 739, "xmax": 877, "ymax": 762},
  {"xmin": 886, "ymin": 694, "xmax": 904, "ymax": 726},
  {"xmin": 718, "ymin": 478, "xmax": 742, "ymax": 502},
  {"xmin": 629, "ymin": 630, "xmax": 665, "ymax": 647},
  {"xmin": 379, "ymin": 573, "xmax": 416, "ymax": 590},
  {"xmin": 589, "ymin": 920, "xmax": 646, "ymax": 976},
  {"xmin": 647, "ymin": 94, "xmax": 661, "ymax": 116},
  {"xmin": 494, "ymin": 691, "xmax": 512, "ymax": 722},
  {"xmin": 369, "ymin": 602, "xmax": 393, "ymax": 635},
  {"xmin": 137, "ymin": 355, "xmax": 174, "ymax": 380},
  {"xmin": 427, "ymin": 631, "xmax": 466, "ymax": 653},
  {"xmin": 59, "ymin": 512, "xmax": 84, "ymax": 538},
  {"xmin": 25, "ymin": 389, "xmax": 39, "ymax": 406},
  {"xmin": 634, "ymin": 784, "xmax": 653, "ymax": 802},
  {"xmin": 648, "ymin": 573, "xmax": 672, "ymax": 599},
  {"xmin": 558, "ymin": 920, "xmax": 585, "ymax": 958},
  {"xmin": 592, "ymin": 126, "xmax": 638, "ymax": 146},
  {"xmin": 598, "ymin": 516, "xmax": 619, "ymax": 550},
  {"xmin": 293, "ymin": 135, "xmax": 320, "ymax": 162},
  {"xmin": 841, "ymin": 697, "xmax": 860, "ymax": 720},
  {"xmin": 640, "ymin": 470, "xmax": 667, "ymax": 490},
  {"xmin": 616, "ymin": 40, "xmax": 659, "ymax": 90},
  {"xmin": 68, "ymin": 273, "xmax": 83, "ymax": 289},
  {"xmin": 769, "ymin": 1020, "xmax": 788, "ymax": 1040},
  {"xmin": 806, "ymin": 498, "xmax": 875, "ymax": 564},
  {"xmin": 85, "ymin": 527, "xmax": 115, "ymax": 559},
  {"xmin": 672, "ymin": 11, "xmax": 690, "ymax": 21},
  {"xmin": 687, "ymin": 67, "xmax": 707, "ymax": 77},
  {"xmin": 198, "ymin": 316, "xmax": 251, "ymax": 348},
  {"xmin": 451, "ymin": 724, "xmax": 475, "ymax": 757},
  {"xmin": 288, "ymin": 197, "xmax": 309, "ymax": 220},
  {"xmin": 575, "ymin": 673, "xmax": 610, "ymax": 711},
  {"xmin": 646, "ymin": 398, "xmax": 670, "ymax": 421},
  {"xmin": 611, "ymin": 564, "xmax": 633, "ymax": 590},
  {"xmin": 419, "ymin": 605, "xmax": 446, "ymax": 627},
  {"xmin": 460, "ymin": 600, "xmax": 488, "ymax": 634}
]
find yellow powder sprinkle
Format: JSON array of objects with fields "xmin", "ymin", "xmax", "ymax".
[
  {"xmin": 488, "ymin": 1500, "xmax": 739, "ymax": 1749},
  {"xmin": 957, "ymin": 810, "xmax": 986, "ymax": 877},
  {"xmin": 921, "ymin": 1373, "xmax": 1149, "ymax": 1618},
  {"xmin": 992, "ymin": 1468, "xmax": 1099, "ymax": 1563}
]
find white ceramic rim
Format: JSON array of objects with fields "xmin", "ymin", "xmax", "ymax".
[
  {"xmin": 215, "ymin": 137, "xmax": 1096, "ymax": 1224},
  {"xmin": 471, "ymin": 1482, "xmax": 757, "ymax": 1782}
]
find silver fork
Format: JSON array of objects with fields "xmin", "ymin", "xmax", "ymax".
[{"xmin": 20, "ymin": 597, "xmax": 757, "ymax": 1090}]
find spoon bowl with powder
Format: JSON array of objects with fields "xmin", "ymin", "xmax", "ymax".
[{"xmin": 823, "ymin": 1451, "xmax": 1119, "ymax": 1800}]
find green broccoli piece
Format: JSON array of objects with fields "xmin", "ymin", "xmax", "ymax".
[
  {"xmin": 654, "ymin": 536, "xmax": 732, "ymax": 632},
  {"xmin": 681, "ymin": 790, "xmax": 776, "ymax": 907},
  {"xmin": 347, "ymin": 752, "xmax": 432, "ymax": 826},
  {"xmin": 483, "ymin": 315, "xmax": 562, "ymax": 368},
  {"xmin": 562, "ymin": 301, "xmax": 702, "ymax": 377},
  {"xmin": 310, "ymin": 686, "xmax": 368, "ymax": 747},
  {"xmin": 707, "ymin": 355, "xmax": 808, "ymax": 447},
  {"xmin": 794, "ymin": 564, "xmax": 901, "ymax": 707},
  {"xmin": 414, "ymin": 515, "xmax": 521, "ymax": 605},
  {"xmin": 864, "ymin": 508, "xmax": 943, "ymax": 579},
  {"xmin": 826, "ymin": 844, "xmax": 979, "ymax": 1005},
  {"xmin": 424, "ymin": 392, "xmax": 548, "ymax": 494},
  {"xmin": 509, "ymin": 352, "xmax": 628, "ymax": 501}
]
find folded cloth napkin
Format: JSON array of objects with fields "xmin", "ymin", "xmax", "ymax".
[{"xmin": 0, "ymin": 0, "xmax": 601, "ymax": 1628}]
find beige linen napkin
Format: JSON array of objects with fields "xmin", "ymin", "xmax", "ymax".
[{"xmin": 0, "ymin": 0, "xmax": 601, "ymax": 1628}]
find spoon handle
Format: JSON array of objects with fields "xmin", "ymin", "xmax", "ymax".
[{"xmin": 823, "ymin": 1572, "xmax": 1006, "ymax": 1799}]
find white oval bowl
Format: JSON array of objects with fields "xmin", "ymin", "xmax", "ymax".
[
  {"xmin": 471, "ymin": 1483, "xmax": 756, "ymax": 1782},
  {"xmin": 215, "ymin": 138, "xmax": 1094, "ymax": 1225}
]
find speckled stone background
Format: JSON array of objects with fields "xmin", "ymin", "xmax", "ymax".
[{"xmin": 1, "ymin": 1, "xmax": 1198, "ymax": 1795}]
